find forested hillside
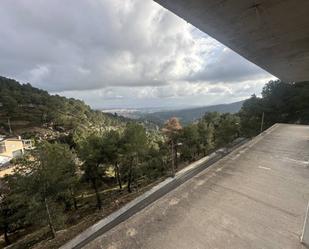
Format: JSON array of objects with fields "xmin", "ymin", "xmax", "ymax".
[
  {"xmin": 1, "ymin": 78, "xmax": 309, "ymax": 249},
  {"xmin": 0, "ymin": 111, "xmax": 242, "ymax": 249},
  {"xmin": 0, "ymin": 77, "xmax": 243, "ymax": 249},
  {"xmin": 0, "ymin": 76, "xmax": 128, "ymax": 136}
]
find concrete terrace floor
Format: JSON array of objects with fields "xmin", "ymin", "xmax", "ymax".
[{"xmin": 85, "ymin": 124, "xmax": 309, "ymax": 249}]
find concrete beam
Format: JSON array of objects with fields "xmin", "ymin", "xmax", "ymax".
[{"xmin": 154, "ymin": 0, "xmax": 309, "ymax": 82}]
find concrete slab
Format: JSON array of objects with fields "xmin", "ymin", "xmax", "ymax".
[
  {"xmin": 154, "ymin": 0, "xmax": 309, "ymax": 83},
  {"xmin": 61, "ymin": 138, "xmax": 249, "ymax": 249},
  {"xmin": 84, "ymin": 124, "xmax": 309, "ymax": 249}
]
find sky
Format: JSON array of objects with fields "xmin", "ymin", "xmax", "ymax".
[{"xmin": 0, "ymin": 0, "xmax": 276, "ymax": 109}]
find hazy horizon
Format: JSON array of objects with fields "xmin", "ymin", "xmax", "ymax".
[{"xmin": 99, "ymin": 99, "xmax": 246, "ymax": 111}]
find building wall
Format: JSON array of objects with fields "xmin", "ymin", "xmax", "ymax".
[{"xmin": 0, "ymin": 139, "xmax": 24, "ymax": 158}]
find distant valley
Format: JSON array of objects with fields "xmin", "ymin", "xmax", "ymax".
[{"xmin": 103, "ymin": 100, "xmax": 245, "ymax": 125}]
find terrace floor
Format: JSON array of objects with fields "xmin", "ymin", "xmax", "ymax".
[{"xmin": 85, "ymin": 123, "xmax": 309, "ymax": 249}]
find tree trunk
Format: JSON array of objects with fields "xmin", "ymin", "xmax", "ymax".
[
  {"xmin": 70, "ymin": 189, "xmax": 78, "ymax": 210},
  {"xmin": 4, "ymin": 225, "xmax": 10, "ymax": 245},
  {"xmin": 115, "ymin": 163, "xmax": 122, "ymax": 190},
  {"xmin": 174, "ymin": 142, "xmax": 178, "ymax": 170},
  {"xmin": 127, "ymin": 158, "xmax": 133, "ymax": 193},
  {"xmin": 73, "ymin": 196, "xmax": 78, "ymax": 210},
  {"xmin": 91, "ymin": 178, "xmax": 102, "ymax": 210},
  {"xmin": 171, "ymin": 140, "xmax": 175, "ymax": 177},
  {"xmin": 64, "ymin": 199, "xmax": 71, "ymax": 211},
  {"xmin": 44, "ymin": 198, "xmax": 56, "ymax": 239},
  {"xmin": 203, "ymin": 149, "xmax": 207, "ymax": 157}
]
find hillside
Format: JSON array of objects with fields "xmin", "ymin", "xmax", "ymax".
[
  {"xmin": 0, "ymin": 76, "xmax": 129, "ymax": 137},
  {"xmin": 141, "ymin": 100, "xmax": 245, "ymax": 125}
]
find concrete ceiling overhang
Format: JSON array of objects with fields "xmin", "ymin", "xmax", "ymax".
[{"xmin": 154, "ymin": 0, "xmax": 309, "ymax": 83}]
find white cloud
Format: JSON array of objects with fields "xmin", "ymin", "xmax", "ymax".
[{"xmin": 0, "ymin": 0, "xmax": 275, "ymax": 108}]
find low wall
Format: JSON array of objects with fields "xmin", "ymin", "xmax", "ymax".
[{"xmin": 61, "ymin": 138, "xmax": 249, "ymax": 249}]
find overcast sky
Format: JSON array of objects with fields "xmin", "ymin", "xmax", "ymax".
[{"xmin": 0, "ymin": 0, "xmax": 276, "ymax": 109}]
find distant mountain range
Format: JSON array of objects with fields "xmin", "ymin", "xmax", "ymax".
[{"xmin": 140, "ymin": 100, "xmax": 245, "ymax": 125}]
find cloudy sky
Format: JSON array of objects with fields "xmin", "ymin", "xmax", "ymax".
[{"xmin": 0, "ymin": 0, "xmax": 276, "ymax": 109}]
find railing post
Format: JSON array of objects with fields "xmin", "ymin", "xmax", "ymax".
[{"xmin": 301, "ymin": 201, "xmax": 309, "ymax": 245}]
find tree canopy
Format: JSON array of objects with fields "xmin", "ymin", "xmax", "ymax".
[{"xmin": 239, "ymin": 80, "xmax": 309, "ymax": 136}]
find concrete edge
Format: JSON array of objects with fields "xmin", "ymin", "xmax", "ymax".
[
  {"xmin": 60, "ymin": 124, "xmax": 280, "ymax": 249},
  {"xmin": 301, "ymin": 201, "xmax": 309, "ymax": 245},
  {"xmin": 60, "ymin": 154, "xmax": 217, "ymax": 249}
]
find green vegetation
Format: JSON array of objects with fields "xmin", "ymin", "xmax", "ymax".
[
  {"xmin": 0, "ymin": 114, "xmax": 239, "ymax": 248},
  {"xmin": 239, "ymin": 80, "xmax": 309, "ymax": 136},
  {"xmin": 0, "ymin": 76, "xmax": 128, "ymax": 137},
  {"xmin": 1, "ymin": 78, "xmax": 309, "ymax": 248}
]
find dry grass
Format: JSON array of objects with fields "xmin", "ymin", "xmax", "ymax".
[{"xmin": 0, "ymin": 166, "xmax": 16, "ymax": 178}]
